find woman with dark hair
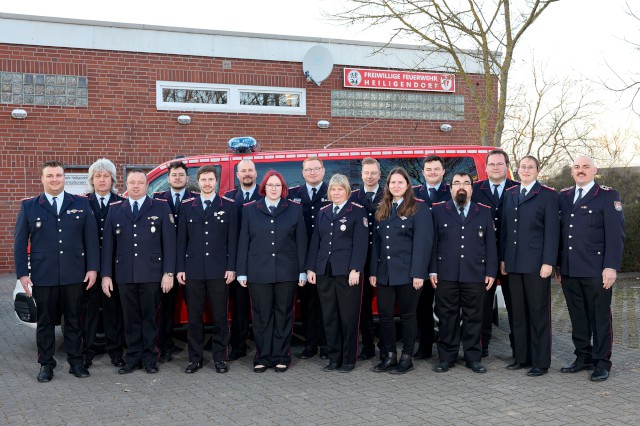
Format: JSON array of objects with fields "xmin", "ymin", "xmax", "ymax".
[
  {"xmin": 369, "ymin": 167, "xmax": 433, "ymax": 374},
  {"xmin": 237, "ymin": 170, "xmax": 308, "ymax": 373}
]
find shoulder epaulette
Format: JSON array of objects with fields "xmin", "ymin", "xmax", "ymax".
[
  {"xmin": 21, "ymin": 195, "xmax": 36, "ymax": 201},
  {"xmin": 109, "ymin": 200, "xmax": 123, "ymax": 206},
  {"xmin": 190, "ymin": 191, "xmax": 200, "ymax": 195},
  {"xmin": 155, "ymin": 198, "xmax": 168, "ymax": 202},
  {"xmin": 288, "ymin": 185, "xmax": 301, "ymax": 190},
  {"xmin": 288, "ymin": 199, "xmax": 301, "ymax": 205},
  {"xmin": 222, "ymin": 195, "xmax": 235, "ymax": 202},
  {"xmin": 182, "ymin": 197, "xmax": 195, "ymax": 204},
  {"xmin": 542, "ymin": 184, "xmax": 556, "ymax": 191},
  {"xmin": 560, "ymin": 186, "xmax": 573, "ymax": 192},
  {"xmin": 351, "ymin": 189, "xmax": 359, "ymax": 193},
  {"xmin": 75, "ymin": 194, "xmax": 88, "ymax": 198},
  {"xmin": 432, "ymin": 201, "xmax": 446, "ymax": 206},
  {"xmin": 412, "ymin": 184, "xmax": 421, "ymax": 189},
  {"xmin": 154, "ymin": 191, "xmax": 165, "ymax": 194},
  {"xmin": 320, "ymin": 204, "xmax": 332, "ymax": 211},
  {"xmin": 506, "ymin": 185, "xmax": 519, "ymax": 192},
  {"xmin": 224, "ymin": 189, "xmax": 237, "ymax": 197},
  {"xmin": 244, "ymin": 200, "xmax": 257, "ymax": 206},
  {"xmin": 415, "ymin": 198, "xmax": 425, "ymax": 203},
  {"xmin": 351, "ymin": 202, "xmax": 363, "ymax": 208},
  {"xmin": 477, "ymin": 202, "xmax": 491, "ymax": 209},
  {"xmin": 600, "ymin": 185, "xmax": 612, "ymax": 191}
]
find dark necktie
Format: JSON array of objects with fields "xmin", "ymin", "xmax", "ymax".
[
  {"xmin": 574, "ymin": 188, "xmax": 583, "ymax": 205},
  {"xmin": 519, "ymin": 188, "xmax": 527, "ymax": 203},
  {"xmin": 269, "ymin": 205, "xmax": 276, "ymax": 215},
  {"xmin": 333, "ymin": 205, "xmax": 339, "ymax": 219},
  {"xmin": 392, "ymin": 202, "xmax": 398, "ymax": 216},
  {"xmin": 311, "ymin": 187, "xmax": 317, "ymax": 200},
  {"xmin": 174, "ymin": 193, "xmax": 181, "ymax": 212},
  {"xmin": 366, "ymin": 192, "xmax": 374, "ymax": 203},
  {"xmin": 492, "ymin": 184, "xmax": 500, "ymax": 203},
  {"xmin": 429, "ymin": 187, "xmax": 436, "ymax": 201},
  {"xmin": 51, "ymin": 196, "xmax": 58, "ymax": 215},
  {"xmin": 132, "ymin": 200, "xmax": 139, "ymax": 219},
  {"xmin": 459, "ymin": 206, "xmax": 465, "ymax": 221},
  {"xmin": 204, "ymin": 199, "xmax": 211, "ymax": 210},
  {"xmin": 100, "ymin": 197, "xmax": 106, "ymax": 210},
  {"xmin": 244, "ymin": 191, "xmax": 250, "ymax": 203}
]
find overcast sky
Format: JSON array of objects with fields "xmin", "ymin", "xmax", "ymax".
[{"xmin": 3, "ymin": 0, "xmax": 638, "ymax": 143}]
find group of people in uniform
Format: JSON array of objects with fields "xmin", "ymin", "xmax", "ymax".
[{"xmin": 14, "ymin": 149, "xmax": 624, "ymax": 383}]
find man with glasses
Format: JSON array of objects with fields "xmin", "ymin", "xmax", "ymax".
[
  {"xmin": 288, "ymin": 156, "xmax": 330, "ymax": 359},
  {"xmin": 413, "ymin": 155, "xmax": 451, "ymax": 360},
  {"xmin": 429, "ymin": 172, "xmax": 497, "ymax": 374},
  {"xmin": 153, "ymin": 160, "xmax": 198, "ymax": 363},
  {"xmin": 472, "ymin": 149, "xmax": 518, "ymax": 358},
  {"xmin": 501, "ymin": 156, "xmax": 559, "ymax": 377},
  {"xmin": 225, "ymin": 159, "xmax": 260, "ymax": 361}
]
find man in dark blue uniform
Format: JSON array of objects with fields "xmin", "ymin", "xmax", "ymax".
[
  {"xmin": 224, "ymin": 159, "xmax": 260, "ymax": 361},
  {"xmin": 349, "ymin": 157, "xmax": 384, "ymax": 360},
  {"xmin": 429, "ymin": 172, "xmax": 497, "ymax": 374},
  {"xmin": 101, "ymin": 169, "xmax": 176, "ymax": 374},
  {"xmin": 81, "ymin": 158, "xmax": 127, "ymax": 369},
  {"xmin": 152, "ymin": 160, "xmax": 197, "ymax": 363},
  {"xmin": 288, "ymin": 156, "xmax": 330, "ymax": 359},
  {"xmin": 412, "ymin": 155, "xmax": 451, "ymax": 360},
  {"xmin": 471, "ymin": 149, "xmax": 517, "ymax": 357},
  {"xmin": 500, "ymin": 156, "xmax": 559, "ymax": 377},
  {"xmin": 14, "ymin": 160, "xmax": 100, "ymax": 382},
  {"xmin": 557, "ymin": 155, "xmax": 625, "ymax": 382},
  {"xmin": 177, "ymin": 165, "xmax": 237, "ymax": 374}
]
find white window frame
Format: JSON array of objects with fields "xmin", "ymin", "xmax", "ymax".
[{"xmin": 156, "ymin": 81, "xmax": 306, "ymax": 115}]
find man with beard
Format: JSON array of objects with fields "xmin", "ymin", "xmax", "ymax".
[
  {"xmin": 224, "ymin": 159, "xmax": 260, "ymax": 360},
  {"xmin": 153, "ymin": 160, "xmax": 197, "ymax": 362},
  {"xmin": 429, "ymin": 172, "xmax": 497, "ymax": 374},
  {"xmin": 557, "ymin": 155, "xmax": 624, "ymax": 382},
  {"xmin": 413, "ymin": 155, "xmax": 451, "ymax": 360},
  {"xmin": 471, "ymin": 149, "xmax": 517, "ymax": 358}
]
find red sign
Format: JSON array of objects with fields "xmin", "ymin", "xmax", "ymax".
[{"xmin": 343, "ymin": 68, "xmax": 455, "ymax": 92}]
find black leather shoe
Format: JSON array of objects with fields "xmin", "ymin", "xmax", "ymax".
[
  {"xmin": 358, "ymin": 346, "xmax": 376, "ymax": 361},
  {"xmin": 339, "ymin": 364, "xmax": 355, "ymax": 373},
  {"xmin": 145, "ymin": 364, "xmax": 159, "ymax": 374},
  {"xmin": 69, "ymin": 365, "xmax": 90, "ymax": 378},
  {"xmin": 37, "ymin": 366, "xmax": 54, "ymax": 383},
  {"xmin": 83, "ymin": 359, "xmax": 93, "ymax": 369},
  {"xmin": 254, "ymin": 365, "xmax": 267, "ymax": 373},
  {"xmin": 389, "ymin": 354, "xmax": 413, "ymax": 374},
  {"xmin": 481, "ymin": 348, "xmax": 489, "ymax": 358},
  {"xmin": 527, "ymin": 368, "xmax": 548, "ymax": 377},
  {"xmin": 466, "ymin": 361, "xmax": 487, "ymax": 373},
  {"xmin": 323, "ymin": 362, "xmax": 340, "ymax": 372},
  {"xmin": 158, "ymin": 350, "xmax": 173, "ymax": 363},
  {"xmin": 372, "ymin": 352, "xmax": 397, "ymax": 372},
  {"xmin": 299, "ymin": 346, "xmax": 317, "ymax": 359},
  {"xmin": 590, "ymin": 368, "xmax": 609, "ymax": 382},
  {"xmin": 185, "ymin": 362, "xmax": 203, "ymax": 374},
  {"xmin": 118, "ymin": 363, "xmax": 142, "ymax": 374},
  {"xmin": 506, "ymin": 362, "xmax": 531, "ymax": 370},
  {"xmin": 274, "ymin": 364, "xmax": 288, "ymax": 373},
  {"xmin": 413, "ymin": 347, "xmax": 432, "ymax": 360},
  {"xmin": 433, "ymin": 361, "xmax": 456, "ymax": 373},
  {"xmin": 214, "ymin": 361, "xmax": 229, "ymax": 373},
  {"xmin": 561, "ymin": 361, "xmax": 594, "ymax": 373},
  {"xmin": 110, "ymin": 356, "xmax": 125, "ymax": 367},
  {"xmin": 319, "ymin": 346, "xmax": 329, "ymax": 360}
]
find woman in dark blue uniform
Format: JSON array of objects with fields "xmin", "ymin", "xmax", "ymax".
[
  {"xmin": 369, "ymin": 167, "xmax": 433, "ymax": 374},
  {"xmin": 306, "ymin": 174, "xmax": 369, "ymax": 373},
  {"xmin": 237, "ymin": 170, "xmax": 308, "ymax": 373}
]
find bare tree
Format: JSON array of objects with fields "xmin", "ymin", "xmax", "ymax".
[{"xmin": 332, "ymin": 0, "xmax": 559, "ymax": 146}]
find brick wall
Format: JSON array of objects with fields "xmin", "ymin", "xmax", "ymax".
[{"xmin": 0, "ymin": 43, "xmax": 497, "ymax": 274}]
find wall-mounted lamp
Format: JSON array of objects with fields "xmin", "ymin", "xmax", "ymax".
[
  {"xmin": 440, "ymin": 123, "xmax": 452, "ymax": 132},
  {"xmin": 317, "ymin": 120, "xmax": 330, "ymax": 129},
  {"xmin": 11, "ymin": 109, "xmax": 28, "ymax": 120},
  {"xmin": 177, "ymin": 115, "xmax": 191, "ymax": 125}
]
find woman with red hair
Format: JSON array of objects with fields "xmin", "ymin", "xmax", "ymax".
[{"xmin": 237, "ymin": 170, "xmax": 308, "ymax": 373}]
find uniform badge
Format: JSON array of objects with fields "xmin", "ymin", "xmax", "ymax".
[
  {"xmin": 340, "ymin": 224, "xmax": 347, "ymax": 231},
  {"xmin": 35, "ymin": 219, "xmax": 42, "ymax": 228},
  {"xmin": 478, "ymin": 226, "xmax": 484, "ymax": 238},
  {"xmin": 363, "ymin": 217, "xmax": 368, "ymax": 227},
  {"xmin": 614, "ymin": 201, "xmax": 622, "ymax": 211},
  {"xmin": 169, "ymin": 214, "xmax": 174, "ymax": 224},
  {"xmin": 115, "ymin": 225, "xmax": 121, "ymax": 235},
  {"xmin": 151, "ymin": 225, "xmax": 156, "ymax": 233},
  {"xmin": 150, "ymin": 216, "xmax": 159, "ymax": 220},
  {"xmin": 294, "ymin": 198, "xmax": 302, "ymax": 203},
  {"xmin": 400, "ymin": 216, "xmax": 407, "ymax": 220},
  {"xmin": 339, "ymin": 218, "xmax": 347, "ymax": 223}
]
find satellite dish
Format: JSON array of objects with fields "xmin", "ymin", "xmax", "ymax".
[{"xmin": 302, "ymin": 45, "xmax": 334, "ymax": 86}]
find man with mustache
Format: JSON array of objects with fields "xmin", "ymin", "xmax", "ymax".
[
  {"xmin": 429, "ymin": 172, "xmax": 497, "ymax": 374},
  {"xmin": 557, "ymin": 155, "xmax": 625, "ymax": 382}
]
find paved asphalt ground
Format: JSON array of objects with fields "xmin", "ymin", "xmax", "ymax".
[{"xmin": 2, "ymin": 272, "xmax": 640, "ymax": 425}]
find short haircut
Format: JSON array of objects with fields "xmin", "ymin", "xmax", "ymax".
[
  {"xmin": 519, "ymin": 155, "xmax": 540, "ymax": 170},
  {"xmin": 259, "ymin": 170, "xmax": 289, "ymax": 198},
  {"xmin": 302, "ymin": 156, "xmax": 324, "ymax": 168},
  {"xmin": 485, "ymin": 150, "xmax": 510, "ymax": 165},
  {"xmin": 87, "ymin": 158, "xmax": 118, "ymax": 193},
  {"xmin": 197, "ymin": 165, "xmax": 218, "ymax": 181},
  {"xmin": 41, "ymin": 160, "xmax": 65, "ymax": 173},
  {"xmin": 451, "ymin": 171, "xmax": 473, "ymax": 184},
  {"xmin": 423, "ymin": 155, "xmax": 445, "ymax": 169},
  {"xmin": 362, "ymin": 157, "xmax": 380, "ymax": 170},
  {"xmin": 236, "ymin": 159, "xmax": 256, "ymax": 172},
  {"xmin": 167, "ymin": 160, "xmax": 188, "ymax": 174},
  {"xmin": 127, "ymin": 168, "xmax": 148, "ymax": 179},
  {"xmin": 328, "ymin": 174, "xmax": 351, "ymax": 196}
]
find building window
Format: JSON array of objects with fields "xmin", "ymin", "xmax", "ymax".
[
  {"xmin": 0, "ymin": 72, "xmax": 88, "ymax": 107},
  {"xmin": 157, "ymin": 81, "xmax": 306, "ymax": 115}
]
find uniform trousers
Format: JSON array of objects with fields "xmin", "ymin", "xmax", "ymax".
[
  {"xmin": 81, "ymin": 277, "xmax": 125, "ymax": 360},
  {"xmin": 185, "ymin": 278, "xmax": 229, "ymax": 363},
  {"xmin": 359, "ymin": 274, "xmax": 375, "ymax": 350},
  {"xmin": 118, "ymin": 282, "xmax": 161, "ymax": 366},
  {"xmin": 157, "ymin": 277, "xmax": 179, "ymax": 354},
  {"xmin": 416, "ymin": 284, "xmax": 435, "ymax": 355},
  {"xmin": 435, "ymin": 280, "xmax": 485, "ymax": 362},
  {"xmin": 376, "ymin": 284, "xmax": 422, "ymax": 355},
  {"xmin": 483, "ymin": 272, "xmax": 514, "ymax": 352},
  {"xmin": 248, "ymin": 281, "xmax": 297, "ymax": 367},
  {"xmin": 229, "ymin": 280, "xmax": 251, "ymax": 353},
  {"xmin": 299, "ymin": 283, "xmax": 326, "ymax": 349},
  {"xmin": 33, "ymin": 282, "xmax": 84, "ymax": 368},
  {"xmin": 317, "ymin": 267, "xmax": 362, "ymax": 366},
  {"xmin": 509, "ymin": 273, "xmax": 551, "ymax": 368},
  {"xmin": 561, "ymin": 276, "xmax": 613, "ymax": 371}
]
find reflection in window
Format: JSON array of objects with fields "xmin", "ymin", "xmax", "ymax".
[
  {"xmin": 147, "ymin": 166, "xmax": 219, "ymax": 196},
  {"xmin": 162, "ymin": 88, "xmax": 227, "ymax": 104},
  {"xmin": 240, "ymin": 92, "xmax": 300, "ymax": 107}
]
